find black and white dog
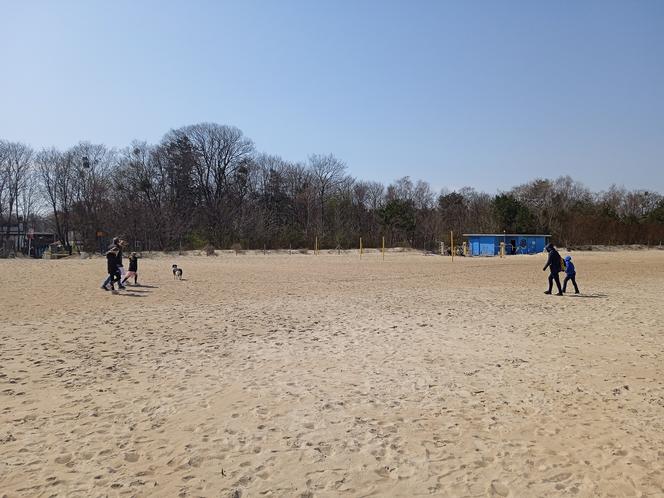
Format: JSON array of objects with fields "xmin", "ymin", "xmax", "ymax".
[{"xmin": 172, "ymin": 264, "xmax": 183, "ymax": 280}]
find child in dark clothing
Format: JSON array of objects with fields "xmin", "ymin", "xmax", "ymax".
[
  {"xmin": 562, "ymin": 255, "xmax": 580, "ymax": 294},
  {"xmin": 121, "ymin": 253, "xmax": 139, "ymax": 286}
]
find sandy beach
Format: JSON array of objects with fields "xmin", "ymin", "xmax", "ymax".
[{"xmin": 1, "ymin": 250, "xmax": 663, "ymax": 497}]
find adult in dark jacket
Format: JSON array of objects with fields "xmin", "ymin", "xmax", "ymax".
[
  {"xmin": 100, "ymin": 237, "xmax": 126, "ymax": 290},
  {"xmin": 543, "ymin": 243, "xmax": 563, "ymax": 295},
  {"xmin": 113, "ymin": 238, "xmax": 127, "ymax": 282},
  {"xmin": 102, "ymin": 247, "xmax": 121, "ymax": 292}
]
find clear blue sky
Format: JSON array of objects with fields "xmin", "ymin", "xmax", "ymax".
[{"xmin": 1, "ymin": 1, "xmax": 663, "ymax": 193}]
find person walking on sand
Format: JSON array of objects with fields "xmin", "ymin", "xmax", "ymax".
[
  {"xmin": 543, "ymin": 243, "xmax": 563, "ymax": 295},
  {"xmin": 116, "ymin": 238, "xmax": 127, "ymax": 283},
  {"xmin": 102, "ymin": 246, "xmax": 122, "ymax": 293},
  {"xmin": 562, "ymin": 255, "xmax": 580, "ymax": 294},
  {"xmin": 101, "ymin": 238, "xmax": 126, "ymax": 290},
  {"xmin": 121, "ymin": 252, "xmax": 139, "ymax": 286}
]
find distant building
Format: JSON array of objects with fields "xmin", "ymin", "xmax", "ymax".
[
  {"xmin": 463, "ymin": 233, "xmax": 550, "ymax": 256},
  {"xmin": 0, "ymin": 223, "xmax": 56, "ymax": 258}
]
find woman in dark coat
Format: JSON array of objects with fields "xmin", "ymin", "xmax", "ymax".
[{"xmin": 543, "ymin": 243, "xmax": 563, "ymax": 295}]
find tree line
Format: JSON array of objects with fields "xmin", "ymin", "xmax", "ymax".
[{"xmin": 1, "ymin": 122, "xmax": 663, "ymax": 253}]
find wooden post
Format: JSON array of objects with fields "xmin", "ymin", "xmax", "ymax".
[
  {"xmin": 315, "ymin": 236, "xmax": 318, "ymax": 255},
  {"xmin": 382, "ymin": 236, "xmax": 385, "ymax": 261},
  {"xmin": 450, "ymin": 231, "xmax": 454, "ymax": 262},
  {"xmin": 360, "ymin": 237, "xmax": 363, "ymax": 257}
]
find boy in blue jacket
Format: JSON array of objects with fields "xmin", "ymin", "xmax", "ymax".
[{"xmin": 562, "ymin": 255, "xmax": 580, "ymax": 294}]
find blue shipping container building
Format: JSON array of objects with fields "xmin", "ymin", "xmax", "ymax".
[{"xmin": 463, "ymin": 234, "xmax": 550, "ymax": 256}]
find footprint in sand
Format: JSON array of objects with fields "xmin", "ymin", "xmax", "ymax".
[
  {"xmin": 490, "ymin": 480, "xmax": 510, "ymax": 496},
  {"xmin": 54, "ymin": 454, "xmax": 72, "ymax": 464}
]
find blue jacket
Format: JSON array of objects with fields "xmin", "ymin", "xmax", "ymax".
[{"xmin": 565, "ymin": 259, "xmax": 576, "ymax": 276}]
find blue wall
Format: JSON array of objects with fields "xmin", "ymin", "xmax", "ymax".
[{"xmin": 466, "ymin": 235, "xmax": 548, "ymax": 256}]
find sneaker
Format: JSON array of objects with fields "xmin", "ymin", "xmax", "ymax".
[
  {"xmin": 118, "ymin": 284, "xmax": 126, "ymax": 290},
  {"xmin": 544, "ymin": 291, "xmax": 552, "ymax": 295},
  {"xmin": 556, "ymin": 292, "xmax": 563, "ymax": 296},
  {"xmin": 101, "ymin": 285, "xmax": 109, "ymax": 291},
  {"xmin": 575, "ymin": 291, "xmax": 580, "ymax": 294}
]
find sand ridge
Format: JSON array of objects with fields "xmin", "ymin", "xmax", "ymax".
[{"xmin": 1, "ymin": 251, "xmax": 663, "ymax": 496}]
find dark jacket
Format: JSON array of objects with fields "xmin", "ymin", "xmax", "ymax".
[
  {"xmin": 106, "ymin": 250, "xmax": 119, "ymax": 274},
  {"xmin": 544, "ymin": 248, "xmax": 562, "ymax": 273},
  {"xmin": 108, "ymin": 243, "xmax": 123, "ymax": 267},
  {"xmin": 128, "ymin": 255, "xmax": 138, "ymax": 272}
]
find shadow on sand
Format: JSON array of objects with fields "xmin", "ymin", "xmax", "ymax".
[{"xmin": 568, "ymin": 293, "xmax": 608, "ymax": 299}]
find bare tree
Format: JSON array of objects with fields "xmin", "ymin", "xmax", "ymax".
[
  {"xmin": 66, "ymin": 142, "xmax": 115, "ymax": 250},
  {"xmin": 460, "ymin": 187, "xmax": 495, "ymax": 233},
  {"xmin": 2, "ymin": 142, "xmax": 33, "ymax": 242},
  {"xmin": 0, "ymin": 140, "xmax": 8, "ymax": 226},
  {"xmin": 365, "ymin": 181, "xmax": 385, "ymax": 211},
  {"xmin": 413, "ymin": 180, "xmax": 434, "ymax": 210},
  {"xmin": 283, "ymin": 162, "xmax": 315, "ymax": 244},
  {"xmin": 18, "ymin": 167, "xmax": 41, "ymax": 227},
  {"xmin": 309, "ymin": 153, "xmax": 346, "ymax": 241},
  {"xmin": 36, "ymin": 148, "xmax": 77, "ymax": 251},
  {"xmin": 386, "ymin": 176, "xmax": 414, "ymax": 202},
  {"xmin": 170, "ymin": 123, "xmax": 254, "ymax": 245}
]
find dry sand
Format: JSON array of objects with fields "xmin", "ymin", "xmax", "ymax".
[{"xmin": 1, "ymin": 250, "xmax": 663, "ymax": 497}]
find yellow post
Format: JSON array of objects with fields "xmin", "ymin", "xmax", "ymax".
[
  {"xmin": 382, "ymin": 236, "xmax": 385, "ymax": 261},
  {"xmin": 359, "ymin": 237, "xmax": 363, "ymax": 257},
  {"xmin": 463, "ymin": 241, "xmax": 468, "ymax": 256},
  {"xmin": 450, "ymin": 231, "xmax": 454, "ymax": 262}
]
